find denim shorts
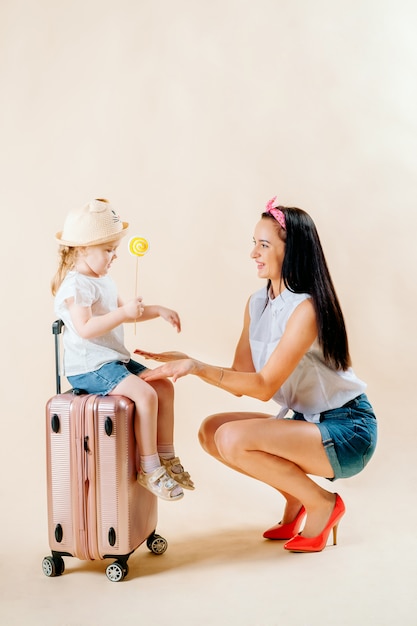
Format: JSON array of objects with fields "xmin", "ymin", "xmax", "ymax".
[
  {"xmin": 67, "ymin": 359, "xmax": 147, "ymax": 395},
  {"xmin": 293, "ymin": 394, "xmax": 377, "ymax": 481}
]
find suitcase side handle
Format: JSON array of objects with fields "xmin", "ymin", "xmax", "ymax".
[{"xmin": 52, "ymin": 319, "xmax": 64, "ymax": 394}]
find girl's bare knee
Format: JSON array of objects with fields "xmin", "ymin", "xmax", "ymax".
[
  {"xmin": 147, "ymin": 377, "xmax": 174, "ymax": 400},
  {"xmin": 114, "ymin": 375, "xmax": 158, "ymax": 409},
  {"xmin": 142, "ymin": 384, "xmax": 158, "ymax": 403}
]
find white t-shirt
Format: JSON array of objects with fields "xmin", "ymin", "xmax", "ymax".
[
  {"xmin": 54, "ymin": 271, "xmax": 130, "ymax": 376},
  {"xmin": 249, "ymin": 287, "xmax": 366, "ymax": 422}
]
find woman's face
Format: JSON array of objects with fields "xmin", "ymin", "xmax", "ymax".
[{"xmin": 251, "ymin": 218, "xmax": 285, "ymax": 284}]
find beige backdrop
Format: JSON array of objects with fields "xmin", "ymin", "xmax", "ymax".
[{"xmin": 1, "ymin": 1, "xmax": 416, "ymax": 625}]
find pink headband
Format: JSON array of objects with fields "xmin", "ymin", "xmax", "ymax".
[{"xmin": 265, "ymin": 196, "xmax": 286, "ymax": 230}]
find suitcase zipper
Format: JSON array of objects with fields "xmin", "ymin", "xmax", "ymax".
[
  {"xmin": 85, "ymin": 396, "xmax": 101, "ymax": 560},
  {"xmin": 71, "ymin": 395, "xmax": 91, "ymax": 560},
  {"xmin": 71, "ymin": 395, "xmax": 100, "ymax": 561}
]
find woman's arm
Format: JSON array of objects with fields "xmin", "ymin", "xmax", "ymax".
[
  {"xmin": 141, "ymin": 298, "xmax": 317, "ymax": 401},
  {"xmin": 197, "ymin": 298, "xmax": 317, "ymax": 400},
  {"xmin": 196, "ymin": 299, "xmax": 256, "ymax": 396},
  {"xmin": 230, "ymin": 299, "xmax": 257, "ymax": 373}
]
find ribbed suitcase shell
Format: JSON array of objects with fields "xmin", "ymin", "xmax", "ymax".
[{"xmin": 45, "ymin": 392, "xmax": 158, "ymax": 576}]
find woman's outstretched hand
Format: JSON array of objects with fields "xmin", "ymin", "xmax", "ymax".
[
  {"xmin": 134, "ymin": 349, "xmax": 189, "ymax": 362},
  {"xmin": 140, "ymin": 358, "xmax": 197, "ymax": 383}
]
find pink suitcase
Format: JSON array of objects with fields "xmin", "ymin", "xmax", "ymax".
[{"xmin": 42, "ymin": 321, "xmax": 168, "ymax": 581}]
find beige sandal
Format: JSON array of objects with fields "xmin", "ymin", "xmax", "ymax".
[
  {"xmin": 137, "ymin": 466, "xmax": 184, "ymax": 501},
  {"xmin": 160, "ymin": 456, "xmax": 195, "ymax": 490}
]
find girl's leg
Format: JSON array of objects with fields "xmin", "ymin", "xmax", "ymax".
[
  {"xmin": 199, "ymin": 412, "xmax": 336, "ymax": 537},
  {"xmin": 144, "ymin": 378, "xmax": 175, "ymax": 449},
  {"xmin": 109, "ymin": 375, "xmax": 183, "ymax": 501},
  {"xmin": 110, "ymin": 374, "xmax": 158, "ymax": 456},
  {"xmin": 146, "ymin": 377, "xmax": 194, "ymax": 490}
]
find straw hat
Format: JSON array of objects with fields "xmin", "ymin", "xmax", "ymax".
[{"xmin": 55, "ymin": 199, "xmax": 129, "ymax": 246}]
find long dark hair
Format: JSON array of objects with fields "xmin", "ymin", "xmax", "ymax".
[{"xmin": 262, "ymin": 207, "xmax": 351, "ymax": 370}]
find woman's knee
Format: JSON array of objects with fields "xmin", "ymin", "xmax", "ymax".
[
  {"xmin": 199, "ymin": 413, "xmax": 252, "ymax": 457},
  {"xmin": 198, "ymin": 414, "xmax": 226, "ymax": 454},
  {"xmin": 213, "ymin": 422, "xmax": 243, "ymax": 462},
  {"xmin": 198, "ymin": 416, "xmax": 213, "ymax": 452}
]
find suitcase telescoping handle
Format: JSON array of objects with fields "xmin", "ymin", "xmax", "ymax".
[{"xmin": 52, "ymin": 319, "xmax": 64, "ymax": 394}]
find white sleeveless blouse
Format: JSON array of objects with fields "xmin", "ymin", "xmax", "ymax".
[{"xmin": 249, "ymin": 287, "xmax": 366, "ymax": 422}]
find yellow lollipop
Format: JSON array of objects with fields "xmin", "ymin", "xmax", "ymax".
[
  {"xmin": 128, "ymin": 236, "xmax": 149, "ymax": 334},
  {"xmin": 129, "ymin": 236, "xmax": 149, "ymax": 257}
]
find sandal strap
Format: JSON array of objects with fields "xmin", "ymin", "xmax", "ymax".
[
  {"xmin": 160, "ymin": 456, "xmax": 195, "ymax": 489},
  {"xmin": 138, "ymin": 466, "xmax": 183, "ymax": 499},
  {"xmin": 161, "ymin": 456, "xmax": 188, "ymax": 476},
  {"xmin": 147, "ymin": 466, "xmax": 168, "ymax": 484}
]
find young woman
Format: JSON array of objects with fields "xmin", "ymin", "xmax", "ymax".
[
  {"xmin": 52, "ymin": 198, "xmax": 194, "ymax": 501},
  {"xmin": 138, "ymin": 197, "xmax": 377, "ymax": 551}
]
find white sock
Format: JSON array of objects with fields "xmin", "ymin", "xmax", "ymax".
[
  {"xmin": 158, "ymin": 444, "xmax": 175, "ymax": 460},
  {"xmin": 140, "ymin": 453, "xmax": 161, "ymax": 474}
]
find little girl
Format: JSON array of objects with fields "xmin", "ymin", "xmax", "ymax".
[{"xmin": 51, "ymin": 198, "xmax": 194, "ymax": 501}]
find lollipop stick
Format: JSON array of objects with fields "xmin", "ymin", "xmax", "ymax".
[
  {"xmin": 134, "ymin": 257, "xmax": 138, "ymax": 335},
  {"xmin": 128, "ymin": 236, "xmax": 149, "ymax": 336}
]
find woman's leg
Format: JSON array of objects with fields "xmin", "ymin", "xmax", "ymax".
[
  {"xmin": 199, "ymin": 411, "xmax": 271, "ymax": 465},
  {"xmin": 199, "ymin": 412, "xmax": 303, "ymax": 522},
  {"xmin": 199, "ymin": 412, "xmax": 336, "ymax": 537}
]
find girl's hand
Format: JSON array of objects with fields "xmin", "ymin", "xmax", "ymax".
[
  {"xmin": 140, "ymin": 358, "xmax": 197, "ymax": 383},
  {"xmin": 158, "ymin": 307, "xmax": 181, "ymax": 333},
  {"xmin": 134, "ymin": 349, "xmax": 190, "ymax": 362},
  {"xmin": 123, "ymin": 297, "xmax": 145, "ymax": 321}
]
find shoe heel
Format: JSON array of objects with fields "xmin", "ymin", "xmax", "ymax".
[{"xmin": 332, "ymin": 523, "xmax": 339, "ymax": 546}]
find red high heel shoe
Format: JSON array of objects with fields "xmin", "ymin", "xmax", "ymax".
[
  {"xmin": 263, "ymin": 506, "xmax": 306, "ymax": 540},
  {"xmin": 283, "ymin": 494, "xmax": 345, "ymax": 553}
]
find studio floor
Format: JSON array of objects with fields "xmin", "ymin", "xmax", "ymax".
[{"xmin": 1, "ymin": 412, "xmax": 417, "ymax": 626}]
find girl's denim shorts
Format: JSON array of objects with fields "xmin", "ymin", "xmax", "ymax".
[
  {"xmin": 293, "ymin": 393, "xmax": 377, "ymax": 481},
  {"xmin": 67, "ymin": 359, "xmax": 147, "ymax": 395}
]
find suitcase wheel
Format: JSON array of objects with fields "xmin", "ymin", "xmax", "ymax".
[
  {"xmin": 146, "ymin": 532, "xmax": 168, "ymax": 555},
  {"xmin": 42, "ymin": 555, "xmax": 65, "ymax": 577},
  {"xmin": 106, "ymin": 560, "xmax": 128, "ymax": 582}
]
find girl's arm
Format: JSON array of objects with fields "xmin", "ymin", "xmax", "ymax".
[
  {"xmin": 117, "ymin": 297, "xmax": 181, "ymax": 333},
  {"xmin": 66, "ymin": 296, "xmax": 143, "ymax": 339},
  {"xmin": 141, "ymin": 299, "xmax": 317, "ymax": 401},
  {"xmin": 139, "ymin": 305, "xmax": 181, "ymax": 332}
]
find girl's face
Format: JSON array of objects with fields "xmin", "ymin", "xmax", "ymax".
[
  {"xmin": 75, "ymin": 239, "xmax": 121, "ymax": 277},
  {"xmin": 251, "ymin": 218, "xmax": 285, "ymax": 286}
]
